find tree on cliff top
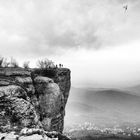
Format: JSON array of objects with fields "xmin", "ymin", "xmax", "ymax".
[
  {"xmin": 23, "ymin": 61, "xmax": 30, "ymax": 69},
  {"xmin": 2, "ymin": 58, "xmax": 10, "ymax": 67},
  {"xmin": 10, "ymin": 57, "xmax": 19, "ymax": 68},
  {"xmin": 37, "ymin": 58, "xmax": 55, "ymax": 69},
  {"xmin": 0, "ymin": 57, "xmax": 4, "ymax": 67}
]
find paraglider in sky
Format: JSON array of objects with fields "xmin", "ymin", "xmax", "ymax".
[{"xmin": 123, "ymin": 5, "xmax": 128, "ymax": 12}]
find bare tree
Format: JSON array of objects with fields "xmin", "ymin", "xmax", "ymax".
[
  {"xmin": 23, "ymin": 61, "xmax": 30, "ymax": 69},
  {"xmin": 0, "ymin": 57, "xmax": 4, "ymax": 67},
  {"xmin": 10, "ymin": 57, "xmax": 19, "ymax": 68},
  {"xmin": 2, "ymin": 58, "xmax": 10, "ymax": 67},
  {"xmin": 37, "ymin": 58, "xmax": 55, "ymax": 69}
]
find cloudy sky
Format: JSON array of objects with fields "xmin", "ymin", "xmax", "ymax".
[{"xmin": 0, "ymin": 0, "xmax": 140, "ymax": 88}]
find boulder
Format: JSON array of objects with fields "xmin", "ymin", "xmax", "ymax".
[
  {"xmin": 0, "ymin": 85, "xmax": 39, "ymax": 132},
  {"xmin": 15, "ymin": 77, "xmax": 35, "ymax": 96},
  {"xmin": 19, "ymin": 134, "xmax": 43, "ymax": 140},
  {"xmin": 15, "ymin": 77, "xmax": 32, "ymax": 84},
  {"xmin": 0, "ymin": 128, "xmax": 71, "ymax": 140},
  {"xmin": 0, "ymin": 80, "xmax": 10, "ymax": 86},
  {"xmin": 34, "ymin": 76, "xmax": 63, "ymax": 131},
  {"xmin": 0, "ymin": 85, "xmax": 28, "ymax": 100}
]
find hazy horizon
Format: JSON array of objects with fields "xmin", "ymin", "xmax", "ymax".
[{"xmin": 0, "ymin": 0, "xmax": 140, "ymax": 88}]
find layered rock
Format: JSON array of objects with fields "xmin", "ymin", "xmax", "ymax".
[{"xmin": 0, "ymin": 67, "xmax": 71, "ymax": 139}]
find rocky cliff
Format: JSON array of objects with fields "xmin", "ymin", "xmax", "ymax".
[{"xmin": 0, "ymin": 67, "xmax": 71, "ymax": 140}]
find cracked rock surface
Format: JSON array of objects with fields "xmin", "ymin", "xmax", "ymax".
[{"xmin": 0, "ymin": 68, "xmax": 71, "ymax": 140}]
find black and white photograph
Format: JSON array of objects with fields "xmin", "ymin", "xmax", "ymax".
[{"xmin": 0, "ymin": 0, "xmax": 140, "ymax": 139}]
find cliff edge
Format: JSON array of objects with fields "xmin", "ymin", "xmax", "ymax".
[{"xmin": 0, "ymin": 67, "xmax": 71, "ymax": 140}]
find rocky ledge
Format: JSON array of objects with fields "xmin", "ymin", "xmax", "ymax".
[
  {"xmin": 0, "ymin": 67, "xmax": 71, "ymax": 140},
  {"xmin": 0, "ymin": 128, "xmax": 70, "ymax": 140}
]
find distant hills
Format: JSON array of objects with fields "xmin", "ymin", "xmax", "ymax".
[
  {"xmin": 126, "ymin": 85, "xmax": 140, "ymax": 95},
  {"xmin": 65, "ymin": 87, "xmax": 140, "ymax": 127}
]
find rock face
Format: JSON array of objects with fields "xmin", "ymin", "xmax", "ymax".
[
  {"xmin": 0, "ymin": 67, "xmax": 71, "ymax": 139},
  {"xmin": 34, "ymin": 76, "xmax": 63, "ymax": 131},
  {"xmin": 32, "ymin": 68, "xmax": 71, "ymax": 133}
]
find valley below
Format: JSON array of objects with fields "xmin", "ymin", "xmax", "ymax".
[{"xmin": 64, "ymin": 87, "xmax": 140, "ymax": 139}]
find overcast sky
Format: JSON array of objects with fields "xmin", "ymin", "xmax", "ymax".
[{"xmin": 0, "ymin": 0, "xmax": 140, "ymax": 88}]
